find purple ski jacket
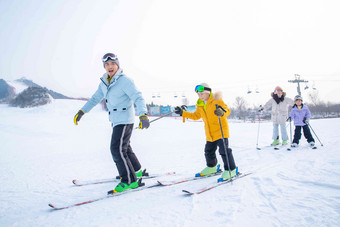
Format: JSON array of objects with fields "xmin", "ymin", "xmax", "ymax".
[{"xmin": 289, "ymin": 104, "xmax": 311, "ymax": 126}]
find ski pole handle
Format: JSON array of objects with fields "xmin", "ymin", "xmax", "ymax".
[{"xmin": 215, "ymin": 104, "xmax": 226, "ymax": 113}]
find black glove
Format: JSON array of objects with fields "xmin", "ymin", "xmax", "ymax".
[
  {"xmin": 74, "ymin": 110, "xmax": 85, "ymax": 125},
  {"xmin": 174, "ymin": 105, "xmax": 187, "ymax": 116},
  {"xmin": 303, "ymin": 118, "xmax": 309, "ymax": 124},
  {"xmin": 139, "ymin": 114, "xmax": 150, "ymax": 129},
  {"xmin": 258, "ymin": 105, "xmax": 264, "ymax": 112},
  {"xmin": 214, "ymin": 107, "xmax": 224, "ymax": 117}
]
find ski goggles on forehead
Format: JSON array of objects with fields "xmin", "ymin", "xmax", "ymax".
[
  {"xmin": 195, "ymin": 85, "xmax": 211, "ymax": 93},
  {"xmin": 102, "ymin": 53, "xmax": 117, "ymax": 62}
]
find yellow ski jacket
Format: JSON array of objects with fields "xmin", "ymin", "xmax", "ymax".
[{"xmin": 182, "ymin": 92, "xmax": 230, "ymax": 142}]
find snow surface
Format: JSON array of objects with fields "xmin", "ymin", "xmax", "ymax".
[
  {"xmin": 6, "ymin": 81, "xmax": 28, "ymax": 95},
  {"xmin": 1, "ymin": 100, "xmax": 340, "ymax": 226}
]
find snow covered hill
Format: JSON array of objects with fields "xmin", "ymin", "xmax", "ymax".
[
  {"xmin": 0, "ymin": 100, "xmax": 339, "ymax": 226},
  {"xmin": 0, "ymin": 77, "xmax": 71, "ymax": 107}
]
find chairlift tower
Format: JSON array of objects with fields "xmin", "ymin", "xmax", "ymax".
[{"xmin": 288, "ymin": 74, "xmax": 308, "ymax": 96}]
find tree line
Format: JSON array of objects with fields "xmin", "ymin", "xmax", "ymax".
[{"xmin": 231, "ymin": 93, "xmax": 340, "ymax": 121}]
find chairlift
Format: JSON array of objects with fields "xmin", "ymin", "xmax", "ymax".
[
  {"xmin": 247, "ymin": 86, "xmax": 252, "ymax": 94},
  {"xmin": 304, "ymin": 82, "xmax": 309, "ymax": 90},
  {"xmin": 312, "ymin": 82, "xmax": 317, "ymax": 90}
]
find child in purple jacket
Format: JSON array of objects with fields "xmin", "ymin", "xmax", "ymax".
[{"xmin": 289, "ymin": 95, "xmax": 315, "ymax": 147}]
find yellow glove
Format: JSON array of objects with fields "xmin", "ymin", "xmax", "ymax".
[
  {"xmin": 74, "ymin": 110, "xmax": 85, "ymax": 125},
  {"xmin": 139, "ymin": 114, "xmax": 150, "ymax": 129}
]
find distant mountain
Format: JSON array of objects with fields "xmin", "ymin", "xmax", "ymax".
[
  {"xmin": 0, "ymin": 77, "xmax": 74, "ymax": 107},
  {"xmin": 10, "ymin": 87, "xmax": 51, "ymax": 108},
  {"xmin": 15, "ymin": 77, "xmax": 41, "ymax": 88},
  {"xmin": 0, "ymin": 79, "xmax": 15, "ymax": 103},
  {"xmin": 15, "ymin": 77, "xmax": 70, "ymax": 99}
]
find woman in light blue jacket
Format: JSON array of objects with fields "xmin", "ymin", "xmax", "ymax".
[{"xmin": 74, "ymin": 53, "xmax": 150, "ymax": 193}]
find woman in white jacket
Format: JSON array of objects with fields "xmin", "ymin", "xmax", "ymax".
[{"xmin": 263, "ymin": 86, "xmax": 294, "ymax": 146}]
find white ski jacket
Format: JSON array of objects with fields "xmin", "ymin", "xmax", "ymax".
[{"xmin": 263, "ymin": 93, "xmax": 294, "ymax": 124}]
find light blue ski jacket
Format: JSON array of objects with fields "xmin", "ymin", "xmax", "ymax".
[{"xmin": 81, "ymin": 68, "xmax": 147, "ymax": 127}]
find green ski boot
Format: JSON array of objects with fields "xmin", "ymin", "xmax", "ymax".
[
  {"xmin": 217, "ymin": 167, "xmax": 238, "ymax": 182},
  {"xmin": 271, "ymin": 139, "xmax": 279, "ymax": 146},
  {"xmin": 195, "ymin": 164, "xmax": 220, "ymax": 177},
  {"xmin": 111, "ymin": 181, "xmax": 139, "ymax": 193},
  {"xmin": 135, "ymin": 169, "xmax": 143, "ymax": 178},
  {"xmin": 116, "ymin": 169, "xmax": 147, "ymax": 180}
]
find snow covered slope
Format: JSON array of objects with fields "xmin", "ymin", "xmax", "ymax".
[
  {"xmin": 0, "ymin": 100, "xmax": 339, "ymax": 226},
  {"xmin": 6, "ymin": 80, "xmax": 29, "ymax": 95}
]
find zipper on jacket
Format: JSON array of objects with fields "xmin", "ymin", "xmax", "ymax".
[{"xmin": 100, "ymin": 78, "xmax": 110, "ymax": 90}]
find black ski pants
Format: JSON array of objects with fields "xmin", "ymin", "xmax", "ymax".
[
  {"xmin": 292, "ymin": 125, "xmax": 315, "ymax": 144},
  {"xmin": 110, "ymin": 124, "xmax": 141, "ymax": 185},
  {"xmin": 204, "ymin": 138, "xmax": 236, "ymax": 171}
]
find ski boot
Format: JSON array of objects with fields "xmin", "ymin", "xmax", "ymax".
[
  {"xmin": 282, "ymin": 140, "xmax": 288, "ymax": 145},
  {"xmin": 108, "ymin": 179, "xmax": 144, "ymax": 194},
  {"xmin": 195, "ymin": 164, "xmax": 220, "ymax": 177},
  {"xmin": 309, "ymin": 141, "xmax": 315, "ymax": 147},
  {"xmin": 116, "ymin": 169, "xmax": 148, "ymax": 180},
  {"xmin": 135, "ymin": 169, "xmax": 149, "ymax": 178},
  {"xmin": 217, "ymin": 167, "xmax": 238, "ymax": 182},
  {"xmin": 271, "ymin": 139, "xmax": 279, "ymax": 146},
  {"xmin": 291, "ymin": 143, "xmax": 298, "ymax": 147}
]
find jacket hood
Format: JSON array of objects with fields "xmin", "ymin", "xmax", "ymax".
[
  {"xmin": 271, "ymin": 91, "xmax": 286, "ymax": 97},
  {"xmin": 213, "ymin": 91, "xmax": 223, "ymax": 100}
]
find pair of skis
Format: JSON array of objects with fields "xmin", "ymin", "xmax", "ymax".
[
  {"xmin": 287, "ymin": 144, "xmax": 317, "ymax": 151},
  {"xmin": 72, "ymin": 170, "xmax": 176, "ymax": 186},
  {"xmin": 49, "ymin": 170, "xmax": 175, "ymax": 210},
  {"xmin": 274, "ymin": 144, "xmax": 289, "ymax": 150},
  {"xmin": 182, "ymin": 172, "xmax": 252, "ymax": 195},
  {"xmin": 49, "ymin": 179, "xmax": 162, "ymax": 210},
  {"xmin": 49, "ymin": 170, "xmax": 251, "ymax": 210},
  {"xmin": 258, "ymin": 144, "xmax": 317, "ymax": 151}
]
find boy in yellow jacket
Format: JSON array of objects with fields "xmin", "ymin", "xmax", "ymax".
[{"xmin": 174, "ymin": 83, "xmax": 237, "ymax": 181}]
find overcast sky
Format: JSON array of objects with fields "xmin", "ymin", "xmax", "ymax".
[{"xmin": 1, "ymin": 0, "xmax": 339, "ymax": 107}]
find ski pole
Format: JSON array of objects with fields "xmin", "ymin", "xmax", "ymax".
[
  {"xmin": 289, "ymin": 118, "xmax": 292, "ymax": 145},
  {"xmin": 215, "ymin": 104, "xmax": 232, "ymax": 180},
  {"xmin": 305, "ymin": 121, "xmax": 324, "ymax": 146},
  {"xmin": 149, "ymin": 111, "xmax": 174, "ymax": 124},
  {"xmin": 135, "ymin": 111, "xmax": 173, "ymax": 129},
  {"xmin": 256, "ymin": 109, "xmax": 262, "ymax": 150},
  {"xmin": 288, "ymin": 117, "xmax": 292, "ymax": 145}
]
